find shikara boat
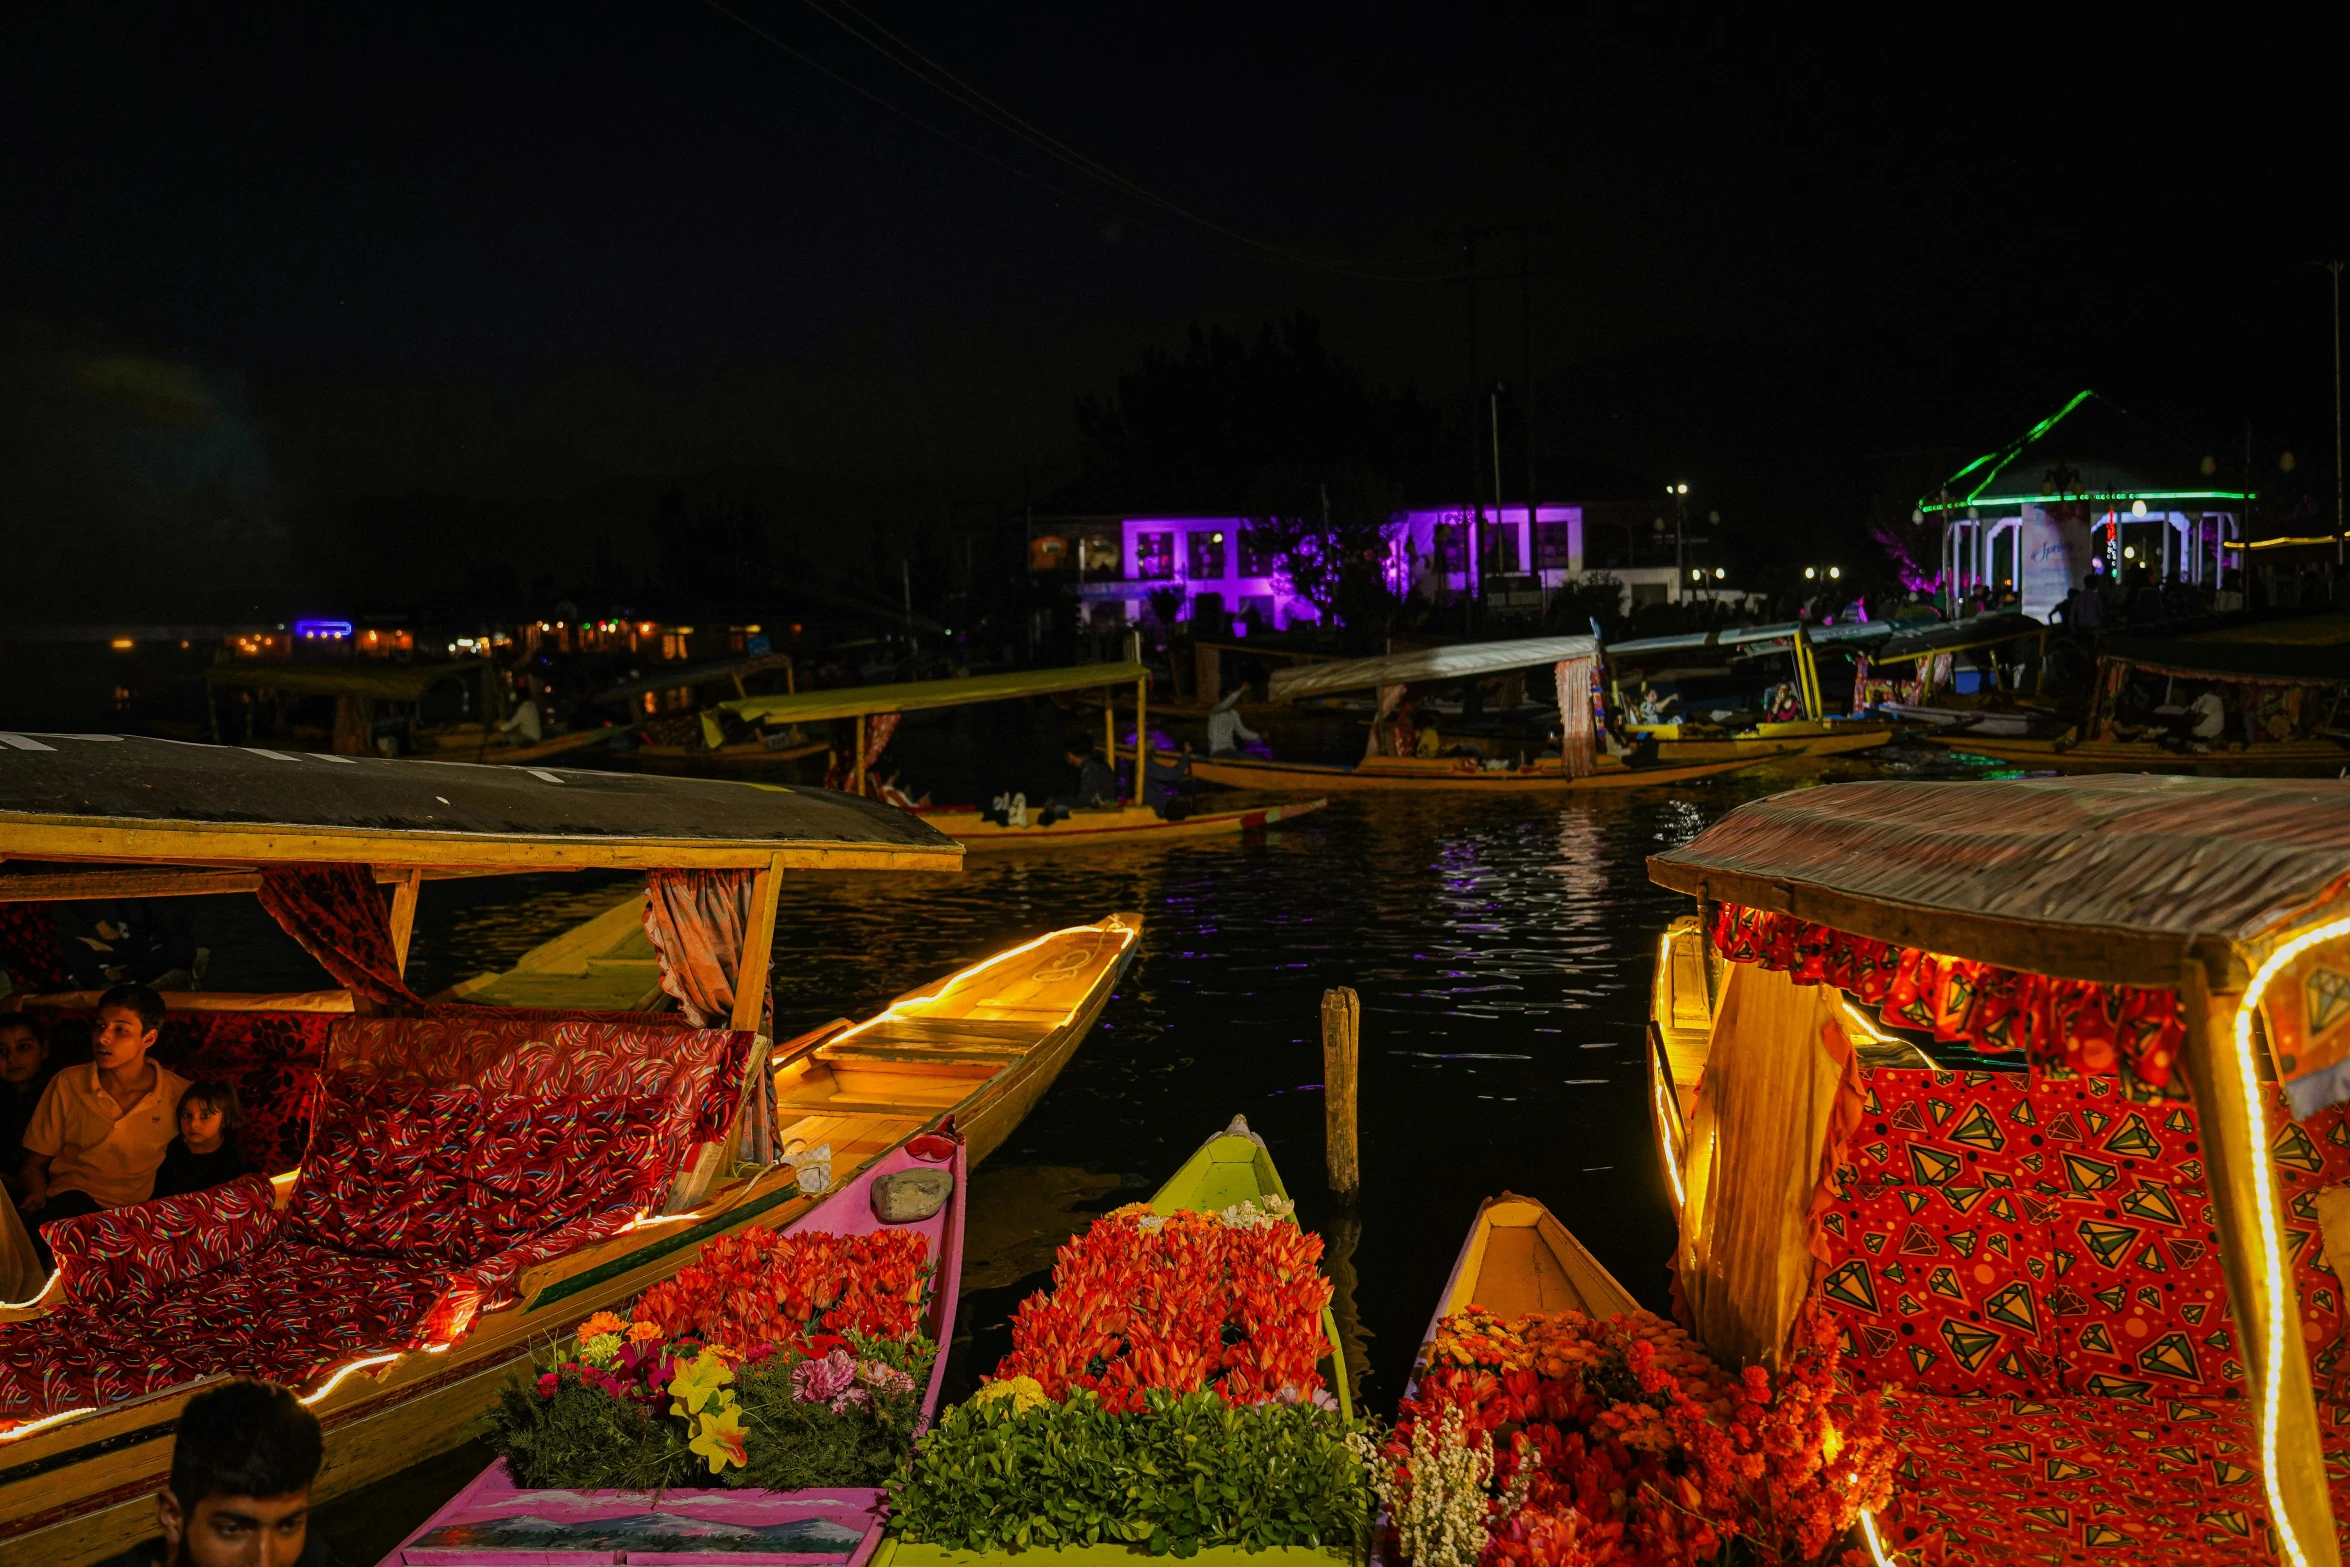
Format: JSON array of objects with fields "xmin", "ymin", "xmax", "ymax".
[
  {"xmin": 1647, "ymin": 774, "xmax": 2350, "ymax": 1564},
  {"xmin": 599, "ymin": 651, "xmax": 835, "ymax": 771},
  {"xmin": 378, "ymin": 1136, "xmax": 970, "ymax": 1567},
  {"xmin": 918, "ymin": 796, "xmax": 1327, "ymax": 850},
  {"xmin": 1182, "ymin": 749, "xmax": 1773, "ymax": 792},
  {"xmin": 716, "ymin": 657, "xmax": 1331, "ymax": 841},
  {"xmin": 1413, "ymin": 1192, "xmax": 1639, "ymax": 1343},
  {"xmin": 204, "ymin": 658, "xmax": 616, "ymax": 766},
  {"xmin": 1925, "ymin": 634, "xmax": 2350, "ymax": 775},
  {"xmin": 877, "ymin": 1117, "xmax": 1355, "ymax": 1567},
  {"xmin": 1608, "ymin": 621, "xmax": 1899, "ymax": 762},
  {"xmin": 0, "ymin": 736, "xmax": 1135, "ymax": 1566}
]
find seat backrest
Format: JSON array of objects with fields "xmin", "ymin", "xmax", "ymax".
[
  {"xmin": 1816, "ymin": 1066, "xmax": 2350, "ymax": 1405},
  {"xmin": 28, "ymin": 1005, "xmax": 336, "ymax": 1172}
]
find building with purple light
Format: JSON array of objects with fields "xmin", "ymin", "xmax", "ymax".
[{"xmin": 1031, "ymin": 503, "xmax": 1714, "ymax": 630}]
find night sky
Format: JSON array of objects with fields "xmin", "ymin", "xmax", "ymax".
[{"xmin": 4, "ymin": 5, "xmax": 2342, "ymax": 618}]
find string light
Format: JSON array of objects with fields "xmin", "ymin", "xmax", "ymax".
[
  {"xmin": 1857, "ymin": 1509, "xmax": 1895, "ymax": 1566},
  {"xmin": 2226, "ymin": 916, "xmax": 2350, "ymax": 1567},
  {"xmin": 0, "ymin": 1406, "xmax": 96, "ymax": 1443},
  {"xmin": 299, "ymin": 1353, "xmax": 402, "ymax": 1407},
  {"xmin": 826, "ymin": 918, "xmax": 1137, "ymax": 1048}
]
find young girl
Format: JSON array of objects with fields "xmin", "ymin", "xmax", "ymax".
[{"xmin": 149, "ymin": 1079, "xmax": 252, "ymax": 1201}]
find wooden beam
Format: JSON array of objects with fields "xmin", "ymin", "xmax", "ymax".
[
  {"xmin": 1132, "ymin": 630, "xmax": 1148, "ymax": 807},
  {"xmin": 0, "ymin": 820, "xmax": 962, "ymax": 876},
  {"xmin": 0, "ymin": 863, "xmax": 536, "ymax": 903},
  {"xmin": 731, "ymin": 853, "xmax": 783, "ymax": 1033},
  {"xmin": 853, "ymin": 713, "xmax": 866, "ymax": 797},
  {"xmin": 2178, "ymin": 962, "xmax": 2340, "ymax": 1565},
  {"xmin": 386, "ymin": 867, "xmax": 424, "ymax": 974}
]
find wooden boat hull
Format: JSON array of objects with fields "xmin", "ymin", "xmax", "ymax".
[
  {"xmin": 630, "ymin": 739, "xmax": 830, "ymax": 771},
  {"xmin": 376, "ymin": 1141, "xmax": 969, "ymax": 1567},
  {"xmin": 881, "ymin": 1119, "xmax": 1355, "ymax": 1567},
  {"xmin": 918, "ymin": 798, "xmax": 1327, "ymax": 850},
  {"xmin": 1179, "ymin": 751, "xmax": 1778, "ymax": 792},
  {"xmin": 0, "ymin": 916, "xmax": 1140, "ymax": 1567},
  {"xmin": 1653, "ymin": 724, "xmax": 1894, "ymax": 763},
  {"xmin": 1924, "ymin": 734, "xmax": 2350, "ymax": 774}
]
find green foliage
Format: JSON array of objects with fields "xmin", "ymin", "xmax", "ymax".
[
  {"xmin": 478, "ymin": 1334, "xmax": 936, "ymax": 1493},
  {"xmin": 889, "ymin": 1389, "xmax": 1372, "ymax": 1557}
]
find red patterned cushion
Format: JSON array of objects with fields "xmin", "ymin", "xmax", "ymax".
[
  {"xmin": 463, "ymin": 1092, "xmax": 669, "ymax": 1257},
  {"xmin": 284, "ymin": 1083, "xmax": 477, "ymax": 1262},
  {"xmin": 1876, "ymin": 1389, "xmax": 2350, "ymax": 1565},
  {"xmin": 47, "ymin": 1174, "xmax": 280, "ymax": 1308}
]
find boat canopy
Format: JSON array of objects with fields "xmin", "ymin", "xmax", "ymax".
[
  {"xmin": 203, "ymin": 658, "xmax": 493, "ymax": 703},
  {"xmin": 0, "ymin": 733, "xmax": 960, "ymax": 877},
  {"xmin": 1605, "ymin": 621, "xmax": 1893, "ymax": 658},
  {"xmin": 594, "ymin": 652, "xmax": 795, "ymax": 706},
  {"xmin": 1649, "ymin": 774, "xmax": 2350, "ymax": 986},
  {"xmin": 718, "ymin": 662, "xmax": 1148, "ymax": 726},
  {"xmin": 1868, "ymin": 611, "xmax": 2045, "ymax": 666},
  {"xmin": 1267, "ymin": 636, "xmax": 1596, "ymax": 702},
  {"xmin": 2102, "ymin": 635, "xmax": 2350, "ymax": 683}
]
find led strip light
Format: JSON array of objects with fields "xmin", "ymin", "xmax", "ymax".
[
  {"xmin": 2225, "ymin": 915, "xmax": 2350, "ymax": 1567},
  {"xmin": 825, "ymin": 918, "xmax": 1136, "ymax": 1049}
]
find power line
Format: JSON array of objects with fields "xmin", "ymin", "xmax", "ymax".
[{"xmin": 702, "ymin": 0, "xmax": 1452, "ymax": 284}]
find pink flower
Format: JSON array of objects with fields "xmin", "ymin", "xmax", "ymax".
[{"xmin": 792, "ymin": 1349, "xmax": 871, "ymax": 1413}]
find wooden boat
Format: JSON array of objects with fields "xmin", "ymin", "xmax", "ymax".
[
  {"xmin": 876, "ymin": 1117, "xmax": 1355, "ymax": 1567},
  {"xmin": 203, "ymin": 657, "xmax": 618, "ymax": 765},
  {"xmin": 918, "ymin": 797, "xmax": 1327, "ymax": 850},
  {"xmin": 1647, "ymin": 775, "xmax": 2350, "ymax": 1562},
  {"xmin": 1608, "ymin": 621, "xmax": 1899, "ymax": 763},
  {"xmin": 1181, "ymin": 749, "xmax": 1777, "ymax": 792},
  {"xmin": 1626, "ymin": 720, "xmax": 1893, "ymax": 763},
  {"xmin": 0, "ymin": 737, "xmax": 1135, "ymax": 1567},
  {"xmin": 377, "ymin": 1136, "xmax": 970, "ymax": 1567},
  {"xmin": 1416, "ymin": 1192, "xmax": 1639, "ymax": 1346},
  {"xmin": 1925, "ymin": 631, "xmax": 2350, "ymax": 774}
]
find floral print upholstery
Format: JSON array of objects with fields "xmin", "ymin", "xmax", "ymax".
[{"xmin": 0, "ymin": 1017, "xmax": 737, "ymax": 1424}]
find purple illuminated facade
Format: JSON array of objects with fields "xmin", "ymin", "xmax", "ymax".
[{"xmin": 1031, "ymin": 505, "xmax": 1700, "ymax": 629}]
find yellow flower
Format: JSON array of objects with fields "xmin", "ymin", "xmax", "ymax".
[
  {"xmin": 974, "ymin": 1375, "xmax": 1051, "ymax": 1415},
  {"xmin": 668, "ymin": 1349, "xmax": 736, "ymax": 1417},
  {"xmin": 578, "ymin": 1333, "xmax": 624, "ymax": 1368},
  {"xmin": 577, "ymin": 1311, "xmax": 627, "ymax": 1346},
  {"xmin": 690, "ymin": 1402, "xmax": 749, "ymax": 1474}
]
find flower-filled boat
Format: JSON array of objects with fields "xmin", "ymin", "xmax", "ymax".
[
  {"xmin": 882, "ymin": 1117, "xmax": 1369, "ymax": 1565},
  {"xmin": 383, "ymin": 1131, "xmax": 966, "ymax": 1565}
]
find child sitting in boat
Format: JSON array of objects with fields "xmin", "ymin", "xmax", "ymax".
[
  {"xmin": 150, "ymin": 1080, "xmax": 253, "ymax": 1201},
  {"xmin": 95, "ymin": 1377, "xmax": 332, "ymax": 1567}
]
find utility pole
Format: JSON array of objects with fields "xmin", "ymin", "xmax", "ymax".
[
  {"xmin": 2332, "ymin": 260, "xmax": 2344, "ymax": 566},
  {"xmin": 1463, "ymin": 225, "xmax": 1480, "ymax": 633}
]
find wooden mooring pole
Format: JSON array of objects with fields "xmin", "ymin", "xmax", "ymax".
[{"xmin": 1321, "ymin": 986, "xmax": 1361, "ymax": 1196}]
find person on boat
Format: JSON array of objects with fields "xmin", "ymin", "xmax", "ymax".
[
  {"xmin": 1631, "ymin": 683, "xmax": 1677, "ymax": 724},
  {"xmin": 96, "ymin": 1376, "xmax": 331, "ymax": 1567},
  {"xmin": 1763, "ymin": 683, "xmax": 1805, "ymax": 723},
  {"xmin": 498, "ymin": 675, "xmax": 546, "ymax": 746},
  {"xmin": 0, "ymin": 1015, "xmax": 51, "ymax": 1201},
  {"xmin": 1205, "ymin": 689, "xmax": 1260, "ymax": 755},
  {"xmin": 16, "ymin": 982, "xmax": 188, "ymax": 1270},
  {"xmin": 149, "ymin": 1080, "xmax": 252, "ymax": 1202},
  {"xmin": 876, "ymin": 767, "xmax": 930, "ymax": 811},
  {"xmin": 1039, "ymin": 737, "xmax": 1121, "ymax": 822}
]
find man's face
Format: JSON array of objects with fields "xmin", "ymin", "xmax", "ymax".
[
  {"xmin": 92, "ymin": 1005, "xmax": 157, "ymax": 1072},
  {"xmin": 0, "ymin": 1027, "xmax": 42, "ymax": 1085},
  {"xmin": 160, "ymin": 1488, "xmax": 310, "ymax": 1567}
]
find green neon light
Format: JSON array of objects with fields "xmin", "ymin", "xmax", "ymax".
[
  {"xmin": 1935, "ymin": 388, "xmax": 2096, "ymax": 508},
  {"xmin": 1919, "ymin": 488, "xmax": 2252, "ymax": 515}
]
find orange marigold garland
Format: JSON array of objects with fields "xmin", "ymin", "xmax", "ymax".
[
  {"xmin": 1384, "ymin": 1307, "xmax": 1894, "ymax": 1567},
  {"xmin": 992, "ymin": 1203, "xmax": 1335, "ymax": 1412}
]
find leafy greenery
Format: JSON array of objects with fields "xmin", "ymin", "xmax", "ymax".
[
  {"xmin": 889, "ymin": 1389, "xmax": 1372, "ymax": 1557},
  {"xmin": 480, "ymin": 1333, "xmax": 935, "ymax": 1492}
]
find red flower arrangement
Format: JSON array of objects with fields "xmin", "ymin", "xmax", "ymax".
[
  {"xmin": 1385, "ymin": 1307, "xmax": 1894, "ymax": 1567},
  {"xmin": 634, "ymin": 1224, "xmax": 931, "ymax": 1356},
  {"xmin": 992, "ymin": 1203, "xmax": 1334, "ymax": 1413}
]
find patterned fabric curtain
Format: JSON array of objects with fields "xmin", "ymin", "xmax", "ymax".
[
  {"xmin": 861, "ymin": 712, "xmax": 900, "ymax": 793},
  {"xmin": 1364, "ymin": 683, "xmax": 1409, "ymax": 760},
  {"xmin": 642, "ymin": 869, "xmax": 765, "ymax": 1031},
  {"xmin": 0, "ymin": 905, "xmax": 73, "ymax": 997},
  {"xmin": 255, "ymin": 864, "xmax": 420, "ymax": 1010},
  {"xmin": 1553, "ymin": 655, "xmax": 1596, "ymax": 778}
]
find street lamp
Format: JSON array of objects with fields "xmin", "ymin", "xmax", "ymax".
[{"xmin": 1669, "ymin": 483, "xmax": 1691, "ymax": 595}]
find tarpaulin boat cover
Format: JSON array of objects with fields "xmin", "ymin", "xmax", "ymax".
[
  {"xmin": 0, "ymin": 733, "xmax": 955, "ymax": 853},
  {"xmin": 1650, "ymin": 774, "xmax": 2350, "ymax": 949},
  {"xmin": 1268, "ymin": 636, "xmax": 1598, "ymax": 701},
  {"xmin": 1869, "ymin": 612, "xmax": 2045, "ymax": 666},
  {"xmin": 720, "ymin": 662, "xmax": 1148, "ymax": 726},
  {"xmin": 1606, "ymin": 620, "xmax": 1894, "ymax": 657},
  {"xmin": 202, "ymin": 659, "xmax": 492, "ymax": 702}
]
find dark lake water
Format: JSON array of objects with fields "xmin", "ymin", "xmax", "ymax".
[{"xmin": 279, "ymin": 744, "xmax": 1998, "ymax": 1557}]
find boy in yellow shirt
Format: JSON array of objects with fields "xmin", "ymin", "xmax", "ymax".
[{"xmin": 18, "ymin": 982, "xmax": 187, "ymax": 1269}]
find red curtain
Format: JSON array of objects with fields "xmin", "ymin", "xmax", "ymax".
[
  {"xmin": 256, "ymin": 864, "xmax": 420, "ymax": 1010},
  {"xmin": 642, "ymin": 868, "xmax": 769, "ymax": 1032},
  {"xmin": 1710, "ymin": 902, "xmax": 2186, "ymax": 1091}
]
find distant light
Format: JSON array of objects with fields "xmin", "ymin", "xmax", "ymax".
[
  {"xmin": 2123, "ymin": 546, "xmax": 2137, "ymax": 560},
  {"xmin": 109, "ymin": 637, "xmax": 134, "ymax": 651},
  {"xmin": 1714, "ymin": 567, "xmax": 1727, "ymax": 580},
  {"xmin": 2130, "ymin": 499, "xmax": 2149, "ymax": 518},
  {"xmin": 1690, "ymin": 569, "xmax": 1702, "ymax": 581},
  {"xmin": 1209, "ymin": 532, "xmax": 1224, "ymax": 544},
  {"xmin": 1804, "ymin": 567, "xmax": 1817, "ymax": 580},
  {"xmin": 639, "ymin": 622, "xmax": 655, "ymax": 635},
  {"xmin": 292, "ymin": 619, "xmax": 353, "ymax": 639},
  {"xmin": 1829, "ymin": 566, "xmax": 1841, "ymax": 580},
  {"xmin": 744, "ymin": 624, "xmax": 762, "ymax": 634}
]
